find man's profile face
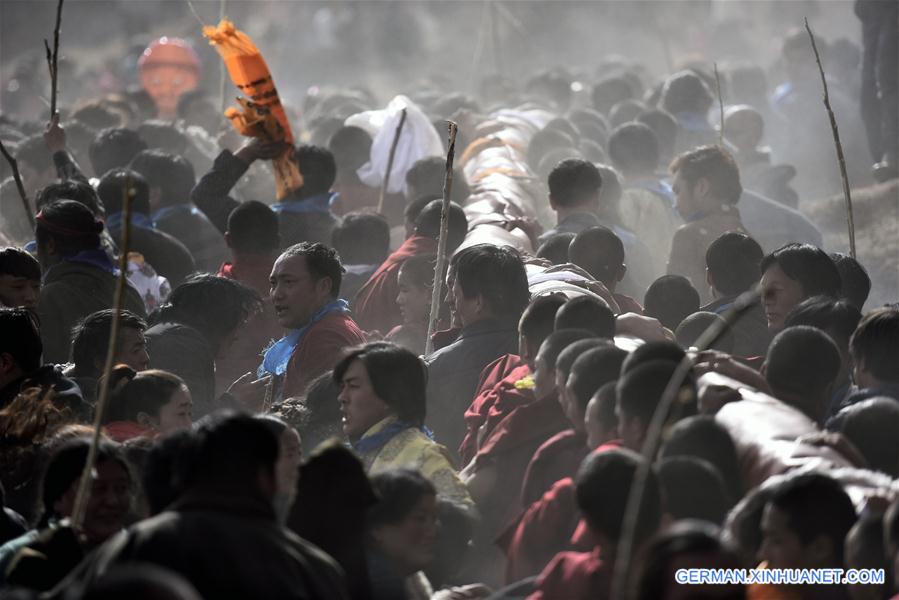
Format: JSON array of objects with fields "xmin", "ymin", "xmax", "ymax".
[
  {"xmin": 672, "ymin": 170, "xmax": 698, "ymax": 219},
  {"xmin": 113, "ymin": 327, "xmax": 150, "ymax": 372},
  {"xmin": 270, "ymin": 254, "xmax": 330, "ymax": 330},
  {"xmin": 0, "ymin": 275, "xmax": 40, "ymax": 310},
  {"xmin": 758, "ymin": 503, "xmax": 806, "ymax": 570}
]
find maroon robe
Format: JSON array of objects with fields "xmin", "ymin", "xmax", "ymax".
[
  {"xmin": 520, "ymin": 429, "xmax": 590, "ymax": 507},
  {"xmin": 527, "ymin": 547, "xmax": 611, "ymax": 600}
]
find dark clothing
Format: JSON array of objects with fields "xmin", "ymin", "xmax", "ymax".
[
  {"xmin": 520, "ymin": 430, "xmax": 589, "ymax": 508},
  {"xmin": 857, "ymin": 0, "xmax": 899, "ymax": 164},
  {"xmin": 145, "ymin": 322, "xmax": 219, "ymax": 418},
  {"xmin": 702, "ymin": 295, "xmax": 772, "ymax": 358},
  {"xmin": 528, "ymin": 547, "xmax": 611, "ymax": 600},
  {"xmin": 0, "ymin": 365, "xmax": 89, "ymax": 419},
  {"xmin": 4, "ymin": 525, "xmax": 86, "ymax": 591},
  {"xmin": 0, "ymin": 509, "xmax": 27, "ymax": 546},
  {"xmin": 342, "ymin": 264, "xmax": 379, "ymax": 308},
  {"xmin": 191, "ymin": 150, "xmax": 338, "ymax": 249},
  {"xmin": 107, "ymin": 220, "xmax": 197, "ymax": 287},
  {"xmin": 37, "ymin": 259, "xmax": 147, "ymax": 364},
  {"xmin": 72, "ymin": 490, "xmax": 350, "ymax": 600},
  {"xmin": 841, "ymin": 383, "xmax": 899, "ymax": 409},
  {"xmin": 739, "ymin": 189, "xmax": 823, "ymax": 252},
  {"xmin": 425, "ymin": 317, "xmax": 520, "ymax": 457},
  {"xmin": 153, "ymin": 203, "xmax": 228, "ymax": 273}
]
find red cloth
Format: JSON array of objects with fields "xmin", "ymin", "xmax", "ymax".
[
  {"xmin": 353, "ymin": 235, "xmax": 437, "ymax": 334},
  {"xmin": 613, "ymin": 292, "xmax": 643, "ymax": 315},
  {"xmin": 104, "ymin": 421, "xmax": 156, "ymax": 442},
  {"xmin": 527, "ymin": 547, "xmax": 611, "ymax": 600},
  {"xmin": 282, "ymin": 312, "xmax": 367, "ymax": 399},
  {"xmin": 459, "ymin": 354, "xmax": 532, "ymax": 464},
  {"xmin": 520, "ymin": 429, "xmax": 589, "ymax": 507},
  {"xmin": 500, "ymin": 441, "xmax": 621, "ymax": 584}
]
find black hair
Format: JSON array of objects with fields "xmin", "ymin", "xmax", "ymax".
[
  {"xmin": 398, "ymin": 253, "xmax": 438, "ymax": 290},
  {"xmin": 608, "ymin": 122, "xmax": 659, "ymax": 175},
  {"xmin": 556, "ymin": 339, "xmax": 609, "ymax": 382},
  {"xmin": 658, "ymin": 457, "xmax": 733, "ymax": 525},
  {"xmin": 547, "ymin": 159, "xmax": 602, "ymax": 209},
  {"xmin": 191, "ymin": 411, "xmax": 279, "ymax": 491},
  {"xmin": 644, "ymin": 275, "xmax": 700, "ymax": 331},
  {"xmin": 568, "ymin": 226, "xmax": 625, "ymax": 288},
  {"xmin": 760, "ymin": 243, "xmax": 841, "ymax": 299},
  {"xmin": 140, "ymin": 428, "xmax": 195, "ymax": 515},
  {"xmin": 151, "ymin": 274, "xmax": 261, "ymax": 352},
  {"xmin": 279, "ymin": 242, "xmax": 344, "ymax": 299},
  {"xmin": 404, "ymin": 194, "xmax": 441, "ymax": 227},
  {"xmin": 70, "ymin": 309, "xmax": 147, "ymax": 377},
  {"xmin": 637, "ymin": 109, "xmax": 678, "ymax": 161},
  {"xmin": 414, "ymin": 200, "xmax": 469, "ymax": 252},
  {"xmin": 568, "ymin": 346, "xmax": 628, "ymax": 412},
  {"xmin": 295, "ymin": 144, "xmax": 337, "ymax": 198},
  {"xmin": 453, "ymin": 244, "xmax": 530, "ymax": 319},
  {"xmin": 538, "ymin": 329, "xmax": 598, "ymax": 374},
  {"xmin": 35, "ymin": 200, "xmax": 104, "ymax": 258},
  {"xmin": 331, "ymin": 211, "xmax": 390, "ymax": 265},
  {"xmin": 591, "ymin": 76, "xmax": 635, "ymax": 116},
  {"xmin": 784, "ymin": 296, "xmax": 861, "ymax": 348},
  {"xmin": 535, "ymin": 232, "xmax": 575, "ymax": 265},
  {"xmin": 590, "ymin": 381, "xmax": 619, "ymax": 433},
  {"xmin": 404, "ymin": 156, "xmax": 470, "ymax": 204},
  {"xmin": 660, "ymin": 415, "xmax": 742, "ymax": 500},
  {"xmin": 367, "ymin": 469, "xmax": 436, "ymax": 529},
  {"xmin": 105, "ymin": 365, "xmax": 186, "ymax": 424},
  {"xmin": 137, "ymin": 120, "xmax": 188, "ymax": 155},
  {"xmin": 36, "ymin": 180, "xmax": 105, "ymax": 217},
  {"xmin": 621, "ymin": 340, "xmax": 686, "ymax": 375},
  {"xmin": 827, "ymin": 397, "xmax": 899, "ymax": 478},
  {"xmin": 575, "ymin": 448, "xmax": 661, "ymax": 544},
  {"xmin": 333, "ymin": 342, "xmax": 427, "ymax": 427},
  {"xmin": 89, "ymin": 127, "xmax": 148, "ymax": 178},
  {"xmin": 288, "ymin": 372, "xmax": 344, "ymax": 455},
  {"xmin": 37, "ymin": 437, "xmax": 129, "ymax": 527},
  {"xmin": 766, "ymin": 472, "xmax": 856, "ymax": 567},
  {"xmin": 71, "ymin": 102, "xmax": 121, "ymax": 131},
  {"xmin": 830, "ymin": 252, "xmax": 871, "ymax": 310},
  {"xmin": 849, "ymin": 308, "xmax": 899, "ymax": 384},
  {"xmin": 96, "ymin": 168, "xmax": 151, "ymax": 216},
  {"xmin": 675, "ymin": 311, "xmax": 735, "ymax": 353},
  {"xmin": 0, "ymin": 246, "xmax": 41, "ymax": 280},
  {"xmin": 669, "ymin": 145, "xmax": 742, "ymax": 204},
  {"xmin": 661, "ymin": 70, "xmax": 714, "ymax": 115},
  {"xmin": 128, "ymin": 150, "xmax": 195, "ymax": 206},
  {"xmin": 519, "ymin": 295, "xmax": 567, "ymax": 347},
  {"xmin": 765, "ymin": 326, "xmax": 841, "ymax": 410},
  {"xmin": 329, "ymin": 126, "xmax": 373, "ymax": 174},
  {"xmin": 616, "ymin": 359, "xmax": 696, "ymax": 429},
  {"xmin": 706, "ymin": 232, "xmax": 764, "ymax": 296},
  {"xmin": 227, "ymin": 200, "xmax": 280, "ymax": 255},
  {"xmin": 554, "ymin": 295, "xmax": 616, "ymax": 339},
  {"xmin": 0, "ymin": 308, "xmax": 42, "ymax": 372},
  {"xmin": 608, "ymin": 99, "xmax": 646, "ymax": 129}
]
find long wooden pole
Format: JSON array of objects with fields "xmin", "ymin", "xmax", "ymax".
[
  {"xmin": 424, "ymin": 122, "xmax": 458, "ymax": 357},
  {"xmin": 714, "ymin": 62, "xmax": 725, "ymax": 145},
  {"xmin": 377, "ymin": 107, "xmax": 408, "ymax": 215},
  {"xmin": 44, "ymin": 0, "xmax": 64, "ymax": 118},
  {"xmin": 70, "ymin": 176, "xmax": 134, "ymax": 529},
  {"xmin": 218, "ymin": 0, "xmax": 228, "ymax": 113},
  {"xmin": 0, "ymin": 140, "xmax": 35, "ymax": 230},
  {"xmin": 805, "ymin": 18, "xmax": 856, "ymax": 259}
]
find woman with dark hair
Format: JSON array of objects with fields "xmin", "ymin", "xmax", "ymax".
[
  {"xmin": 334, "ymin": 342, "xmax": 472, "ymax": 508},
  {"xmin": 0, "ymin": 437, "xmax": 132, "ymax": 590},
  {"xmin": 386, "ymin": 253, "xmax": 438, "ymax": 355},
  {"xmin": 103, "ymin": 365, "xmax": 192, "ymax": 442},
  {"xmin": 366, "ymin": 469, "xmax": 439, "ymax": 600},
  {"xmin": 759, "ymin": 243, "xmax": 841, "ymax": 332}
]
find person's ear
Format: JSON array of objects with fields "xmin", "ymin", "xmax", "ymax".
[
  {"xmin": 315, "ymin": 276, "xmax": 333, "ymax": 300},
  {"xmin": 548, "ymin": 193, "xmax": 558, "ymax": 210},
  {"xmin": 224, "ymin": 231, "xmax": 233, "ymax": 249},
  {"xmin": 617, "ymin": 264, "xmax": 627, "ymax": 283},
  {"xmin": 257, "ymin": 466, "xmax": 277, "ymax": 500},
  {"xmin": 706, "ymin": 267, "xmax": 713, "ymax": 287},
  {"xmin": 695, "ymin": 177, "xmax": 711, "ymax": 201},
  {"xmin": 760, "ymin": 361, "xmax": 768, "ymax": 378}
]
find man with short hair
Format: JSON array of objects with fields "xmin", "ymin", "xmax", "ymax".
[
  {"xmin": 845, "ymin": 307, "xmax": 899, "ymax": 405},
  {"xmin": 191, "ymin": 138, "xmax": 340, "ymax": 250},
  {"xmin": 262, "ymin": 242, "xmax": 367, "ymax": 402},
  {"xmin": 331, "ymin": 211, "xmax": 390, "ymax": 302},
  {"xmin": 667, "ymin": 145, "xmax": 747, "ymax": 304},
  {"xmin": 567, "ymin": 227, "xmax": 643, "ymax": 314},
  {"xmin": 354, "ymin": 199, "xmax": 467, "ymax": 334},
  {"xmin": 0, "ymin": 247, "xmax": 41, "ymax": 311},
  {"xmin": 65, "ymin": 309, "xmax": 149, "ymax": 405}
]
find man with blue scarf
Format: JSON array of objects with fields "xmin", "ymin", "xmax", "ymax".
[
  {"xmin": 260, "ymin": 242, "xmax": 366, "ymax": 402},
  {"xmin": 191, "ymin": 138, "xmax": 340, "ymax": 251}
]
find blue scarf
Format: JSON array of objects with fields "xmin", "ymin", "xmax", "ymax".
[
  {"xmin": 271, "ymin": 192, "xmax": 337, "ymax": 215},
  {"xmin": 106, "ymin": 211, "xmax": 155, "ymax": 231},
  {"xmin": 152, "ymin": 203, "xmax": 202, "ymax": 223},
  {"xmin": 258, "ymin": 299, "xmax": 349, "ymax": 378},
  {"xmin": 44, "ymin": 249, "xmax": 118, "ymax": 282},
  {"xmin": 352, "ymin": 420, "xmax": 434, "ymax": 454}
]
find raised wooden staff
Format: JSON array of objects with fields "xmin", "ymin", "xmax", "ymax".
[
  {"xmin": 377, "ymin": 107, "xmax": 408, "ymax": 215},
  {"xmin": 0, "ymin": 140, "xmax": 35, "ymax": 230},
  {"xmin": 805, "ymin": 17, "xmax": 856, "ymax": 259},
  {"xmin": 714, "ymin": 62, "xmax": 725, "ymax": 145},
  {"xmin": 44, "ymin": 0, "xmax": 64, "ymax": 118},
  {"xmin": 70, "ymin": 176, "xmax": 135, "ymax": 529},
  {"xmin": 424, "ymin": 121, "xmax": 459, "ymax": 357}
]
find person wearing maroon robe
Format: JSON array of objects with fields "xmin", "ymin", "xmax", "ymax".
[{"xmin": 526, "ymin": 546, "xmax": 612, "ymax": 600}]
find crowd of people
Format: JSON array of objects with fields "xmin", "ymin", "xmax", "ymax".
[{"xmin": 0, "ymin": 2, "xmax": 897, "ymax": 599}]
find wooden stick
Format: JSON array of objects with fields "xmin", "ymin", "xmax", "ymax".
[
  {"xmin": 218, "ymin": 0, "xmax": 228, "ymax": 113},
  {"xmin": 805, "ymin": 18, "xmax": 856, "ymax": 259},
  {"xmin": 424, "ymin": 122, "xmax": 458, "ymax": 357},
  {"xmin": 0, "ymin": 139, "xmax": 35, "ymax": 230},
  {"xmin": 714, "ymin": 62, "xmax": 725, "ymax": 145},
  {"xmin": 610, "ymin": 287, "xmax": 762, "ymax": 599},
  {"xmin": 376, "ymin": 107, "xmax": 408, "ymax": 215},
  {"xmin": 70, "ymin": 175, "xmax": 134, "ymax": 529},
  {"xmin": 45, "ymin": 0, "xmax": 64, "ymax": 118}
]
